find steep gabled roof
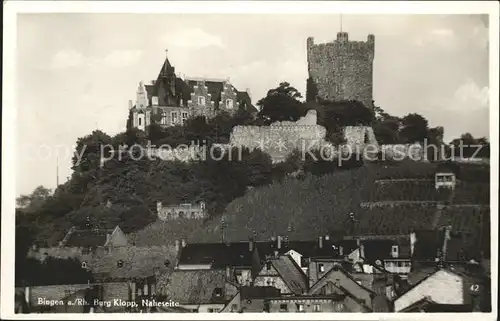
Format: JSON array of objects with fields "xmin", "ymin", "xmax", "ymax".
[
  {"xmin": 240, "ymin": 286, "xmax": 281, "ymax": 299},
  {"xmin": 89, "ymin": 246, "xmax": 176, "ymax": 281},
  {"xmin": 269, "ymin": 255, "xmax": 308, "ymax": 295},
  {"xmin": 362, "ymin": 237, "xmax": 411, "ymax": 262},
  {"xmin": 63, "ymin": 228, "xmax": 113, "ymax": 248},
  {"xmin": 177, "ymin": 242, "xmax": 254, "ymax": 268},
  {"xmin": 308, "ymin": 264, "xmax": 376, "ymax": 297},
  {"xmin": 160, "ymin": 269, "xmax": 231, "ymax": 305},
  {"xmin": 236, "ymin": 91, "xmax": 258, "ymax": 114},
  {"xmin": 400, "ymin": 297, "xmax": 472, "ymax": 312}
]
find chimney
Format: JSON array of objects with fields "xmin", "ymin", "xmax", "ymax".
[
  {"xmin": 181, "ymin": 239, "xmax": 187, "ymax": 248},
  {"xmin": 246, "ymin": 88, "xmax": 252, "ymax": 100},
  {"xmin": 441, "ymin": 226, "xmax": 452, "ymax": 265},
  {"xmin": 274, "ymin": 250, "xmax": 279, "ymax": 258},
  {"xmin": 225, "ymin": 265, "xmax": 231, "ymax": 279},
  {"xmin": 249, "ymin": 238, "xmax": 254, "ymax": 252},
  {"xmin": 106, "ymin": 233, "xmax": 111, "ymax": 243},
  {"xmin": 175, "ymin": 240, "xmax": 180, "ymax": 252},
  {"xmin": 25, "ymin": 286, "xmax": 30, "ymax": 305},
  {"xmin": 128, "ymin": 100, "xmax": 133, "ymax": 109},
  {"xmin": 359, "ymin": 242, "xmax": 365, "ymax": 259},
  {"xmin": 339, "ymin": 246, "xmax": 344, "ymax": 256},
  {"xmin": 410, "ymin": 232, "xmax": 417, "ymax": 257},
  {"xmin": 319, "ymin": 236, "xmax": 323, "ymax": 249},
  {"xmin": 277, "ymin": 236, "xmax": 282, "ymax": 249}
]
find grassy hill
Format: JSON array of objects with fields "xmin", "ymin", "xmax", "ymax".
[{"xmin": 180, "ymin": 161, "xmax": 490, "ymax": 247}]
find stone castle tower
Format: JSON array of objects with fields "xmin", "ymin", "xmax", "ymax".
[{"xmin": 307, "ymin": 32, "xmax": 375, "ymax": 109}]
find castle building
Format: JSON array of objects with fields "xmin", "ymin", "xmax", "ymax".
[
  {"xmin": 128, "ymin": 52, "xmax": 257, "ymax": 131},
  {"xmin": 307, "ymin": 32, "xmax": 375, "ymax": 109},
  {"xmin": 157, "ymin": 201, "xmax": 208, "ymax": 220}
]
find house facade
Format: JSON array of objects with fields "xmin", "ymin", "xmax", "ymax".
[{"xmin": 128, "ymin": 52, "xmax": 257, "ymax": 131}]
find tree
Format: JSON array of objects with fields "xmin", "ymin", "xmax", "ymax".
[
  {"xmin": 373, "ymin": 118, "xmax": 402, "ymax": 144},
  {"xmin": 72, "ymin": 130, "xmax": 113, "ymax": 173},
  {"xmin": 450, "ymin": 133, "xmax": 490, "ymax": 158},
  {"xmin": 306, "ymin": 77, "xmax": 319, "ymax": 102},
  {"xmin": 372, "ymin": 103, "xmax": 393, "ymax": 122},
  {"xmin": 16, "ymin": 186, "xmax": 52, "ymax": 213},
  {"xmin": 256, "ymin": 82, "xmax": 306, "ymax": 124},
  {"xmin": 400, "ymin": 113, "xmax": 429, "ymax": 144}
]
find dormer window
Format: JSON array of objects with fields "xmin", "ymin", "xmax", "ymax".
[
  {"xmin": 391, "ymin": 245, "xmax": 399, "ymax": 258},
  {"xmin": 117, "ymin": 260, "xmax": 124, "ymax": 268},
  {"xmin": 198, "ymin": 96, "xmax": 205, "ymax": 106},
  {"xmin": 226, "ymin": 99, "xmax": 233, "ymax": 109},
  {"xmin": 81, "ymin": 261, "xmax": 88, "ymax": 269},
  {"xmin": 214, "ymin": 287, "xmax": 223, "ymax": 297},
  {"xmin": 319, "ymin": 263, "xmax": 325, "ymax": 272},
  {"xmin": 266, "ymin": 262, "xmax": 272, "ymax": 270}
]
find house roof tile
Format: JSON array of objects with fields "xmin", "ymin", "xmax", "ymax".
[
  {"xmin": 159, "ymin": 269, "xmax": 231, "ymax": 305},
  {"xmin": 63, "ymin": 229, "xmax": 113, "ymax": 248},
  {"xmin": 178, "ymin": 242, "xmax": 254, "ymax": 268},
  {"xmin": 362, "ymin": 237, "xmax": 411, "ymax": 262},
  {"xmin": 269, "ymin": 255, "xmax": 308, "ymax": 295},
  {"xmin": 240, "ymin": 286, "xmax": 281, "ymax": 299}
]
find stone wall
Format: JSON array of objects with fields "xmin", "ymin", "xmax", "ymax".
[
  {"xmin": 343, "ymin": 126, "xmax": 379, "ymax": 155},
  {"xmin": 307, "ymin": 33, "xmax": 375, "ymax": 109},
  {"xmin": 229, "ymin": 110, "xmax": 327, "ymax": 162}
]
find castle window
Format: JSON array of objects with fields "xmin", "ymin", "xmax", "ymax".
[
  {"xmin": 138, "ymin": 118, "xmax": 142, "ymax": 126},
  {"xmin": 319, "ymin": 263, "xmax": 325, "ymax": 272},
  {"xmin": 171, "ymin": 112, "xmax": 178, "ymax": 125},
  {"xmin": 178, "ymin": 211, "xmax": 185, "ymax": 218},
  {"xmin": 161, "ymin": 112, "xmax": 167, "ymax": 125},
  {"xmin": 198, "ymin": 96, "xmax": 206, "ymax": 106},
  {"xmin": 279, "ymin": 304, "xmax": 288, "ymax": 312},
  {"xmin": 226, "ymin": 99, "xmax": 233, "ymax": 109},
  {"xmin": 313, "ymin": 304, "xmax": 321, "ymax": 312},
  {"xmin": 296, "ymin": 304, "xmax": 304, "ymax": 312},
  {"xmin": 181, "ymin": 112, "xmax": 189, "ymax": 125}
]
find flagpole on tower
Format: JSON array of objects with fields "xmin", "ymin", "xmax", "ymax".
[
  {"xmin": 340, "ymin": 14, "xmax": 343, "ymax": 32},
  {"xmin": 164, "ymin": 49, "xmax": 168, "ymax": 76}
]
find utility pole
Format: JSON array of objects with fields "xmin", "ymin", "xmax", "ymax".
[{"xmin": 56, "ymin": 156, "xmax": 60, "ymax": 187}]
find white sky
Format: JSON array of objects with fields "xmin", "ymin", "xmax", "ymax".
[{"xmin": 15, "ymin": 13, "xmax": 490, "ymax": 196}]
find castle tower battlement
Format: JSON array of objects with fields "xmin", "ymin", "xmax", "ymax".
[{"xmin": 307, "ymin": 32, "xmax": 375, "ymax": 108}]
